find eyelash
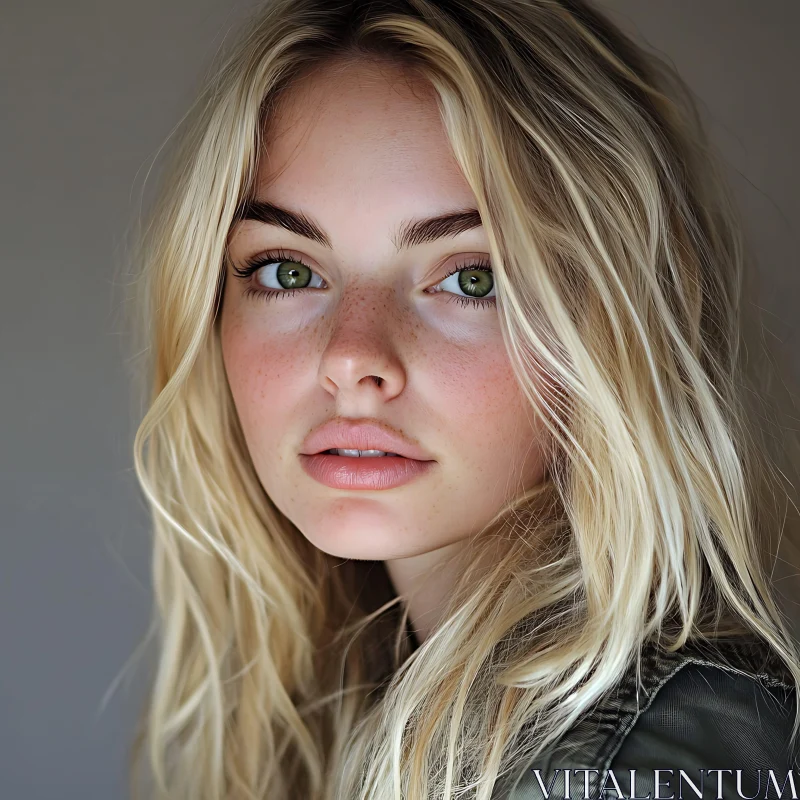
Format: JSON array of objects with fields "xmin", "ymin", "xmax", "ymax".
[{"xmin": 231, "ymin": 249, "xmax": 496, "ymax": 309}]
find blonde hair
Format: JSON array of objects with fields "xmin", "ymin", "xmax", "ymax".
[{"xmin": 124, "ymin": 0, "xmax": 800, "ymax": 797}]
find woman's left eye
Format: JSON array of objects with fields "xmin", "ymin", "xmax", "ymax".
[{"xmin": 430, "ymin": 262, "xmax": 496, "ymax": 307}]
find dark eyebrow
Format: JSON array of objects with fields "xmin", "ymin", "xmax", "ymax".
[{"xmin": 235, "ymin": 199, "xmax": 483, "ymax": 252}]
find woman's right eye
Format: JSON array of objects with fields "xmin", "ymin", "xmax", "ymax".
[
  {"xmin": 254, "ymin": 259, "xmax": 326, "ymax": 290},
  {"xmin": 232, "ymin": 250, "xmax": 326, "ymax": 298}
]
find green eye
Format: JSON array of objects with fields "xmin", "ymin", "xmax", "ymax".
[
  {"xmin": 254, "ymin": 258, "xmax": 325, "ymax": 291},
  {"xmin": 457, "ymin": 268, "xmax": 494, "ymax": 298},
  {"xmin": 439, "ymin": 266, "xmax": 496, "ymax": 299},
  {"xmin": 275, "ymin": 261, "xmax": 313, "ymax": 289}
]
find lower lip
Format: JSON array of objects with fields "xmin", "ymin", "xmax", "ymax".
[{"xmin": 298, "ymin": 453, "xmax": 436, "ymax": 490}]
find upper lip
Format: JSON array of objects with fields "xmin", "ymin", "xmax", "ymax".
[{"xmin": 300, "ymin": 418, "xmax": 435, "ymax": 461}]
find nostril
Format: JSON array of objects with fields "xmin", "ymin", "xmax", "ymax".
[{"xmin": 369, "ymin": 375, "xmax": 383, "ymax": 387}]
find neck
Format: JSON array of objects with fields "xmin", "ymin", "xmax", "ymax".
[{"xmin": 384, "ymin": 539, "xmax": 467, "ymax": 646}]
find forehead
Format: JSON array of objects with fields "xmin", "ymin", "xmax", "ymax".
[{"xmin": 253, "ymin": 60, "xmax": 478, "ymax": 234}]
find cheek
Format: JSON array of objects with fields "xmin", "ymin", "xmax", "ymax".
[
  {"xmin": 418, "ymin": 338, "xmax": 545, "ymax": 508},
  {"xmin": 219, "ymin": 307, "xmax": 320, "ymax": 440},
  {"xmin": 422, "ymin": 337, "xmax": 532, "ymax": 443},
  {"xmin": 427, "ymin": 352, "xmax": 541, "ymax": 503}
]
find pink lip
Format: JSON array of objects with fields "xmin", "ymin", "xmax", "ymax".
[
  {"xmin": 300, "ymin": 418, "xmax": 434, "ymax": 462},
  {"xmin": 298, "ymin": 453, "xmax": 436, "ymax": 490}
]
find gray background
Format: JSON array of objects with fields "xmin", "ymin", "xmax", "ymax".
[{"xmin": 1, "ymin": 1, "xmax": 798, "ymax": 797}]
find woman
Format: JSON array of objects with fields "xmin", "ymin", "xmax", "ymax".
[{"xmin": 127, "ymin": 0, "xmax": 800, "ymax": 797}]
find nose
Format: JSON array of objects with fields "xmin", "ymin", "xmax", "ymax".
[{"xmin": 317, "ymin": 286, "xmax": 406, "ymax": 404}]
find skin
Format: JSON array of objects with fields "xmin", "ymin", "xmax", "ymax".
[{"xmin": 221, "ymin": 58, "xmax": 548, "ymax": 644}]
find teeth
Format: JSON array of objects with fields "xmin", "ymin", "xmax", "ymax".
[{"xmin": 326, "ymin": 449, "xmax": 400, "ymax": 457}]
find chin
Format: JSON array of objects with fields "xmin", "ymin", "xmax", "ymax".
[{"xmin": 290, "ymin": 499, "xmax": 420, "ymax": 561}]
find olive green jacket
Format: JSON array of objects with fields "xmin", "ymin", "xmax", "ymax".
[{"xmin": 494, "ymin": 637, "xmax": 799, "ymax": 800}]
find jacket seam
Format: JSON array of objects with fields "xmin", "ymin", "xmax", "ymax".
[
  {"xmin": 600, "ymin": 655, "xmax": 795, "ymax": 778},
  {"xmin": 503, "ymin": 657, "xmax": 694, "ymax": 799},
  {"xmin": 599, "ymin": 657, "xmax": 692, "ymax": 775}
]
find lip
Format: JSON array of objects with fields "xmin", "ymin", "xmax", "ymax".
[
  {"xmin": 300, "ymin": 418, "xmax": 434, "ymax": 461},
  {"xmin": 298, "ymin": 452, "xmax": 435, "ymax": 490},
  {"xmin": 299, "ymin": 418, "xmax": 436, "ymax": 491}
]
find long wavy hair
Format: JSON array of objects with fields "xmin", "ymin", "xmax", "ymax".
[{"xmin": 124, "ymin": 0, "xmax": 800, "ymax": 797}]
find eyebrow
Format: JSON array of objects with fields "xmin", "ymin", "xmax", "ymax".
[{"xmin": 235, "ymin": 199, "xmax": 483, "ymax": 252}]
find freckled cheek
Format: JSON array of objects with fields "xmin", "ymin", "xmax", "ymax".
[
  {"xmin": 423, "ymin": 341, "xmax": 530, "ymax": 453},
  {"xmin": 220, "ymin": 320, "xmax": 320, "ymax": 432}
]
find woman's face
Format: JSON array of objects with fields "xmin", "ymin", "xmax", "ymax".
[{"xmin": 221, "ymin": 59, "xmax": 547, "ymax": 562}]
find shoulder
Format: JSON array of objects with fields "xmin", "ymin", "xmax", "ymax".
[
  {"xmin": 606, "ymin": 655, "xmax": 798, "ymax": 799},
  {"xmin": 612, "ymin": 636, "xmax": 799, "ymax": 763},
  {"xmin": 503, "ymin": 636, "xmax": 799, "ymax": 800}
]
